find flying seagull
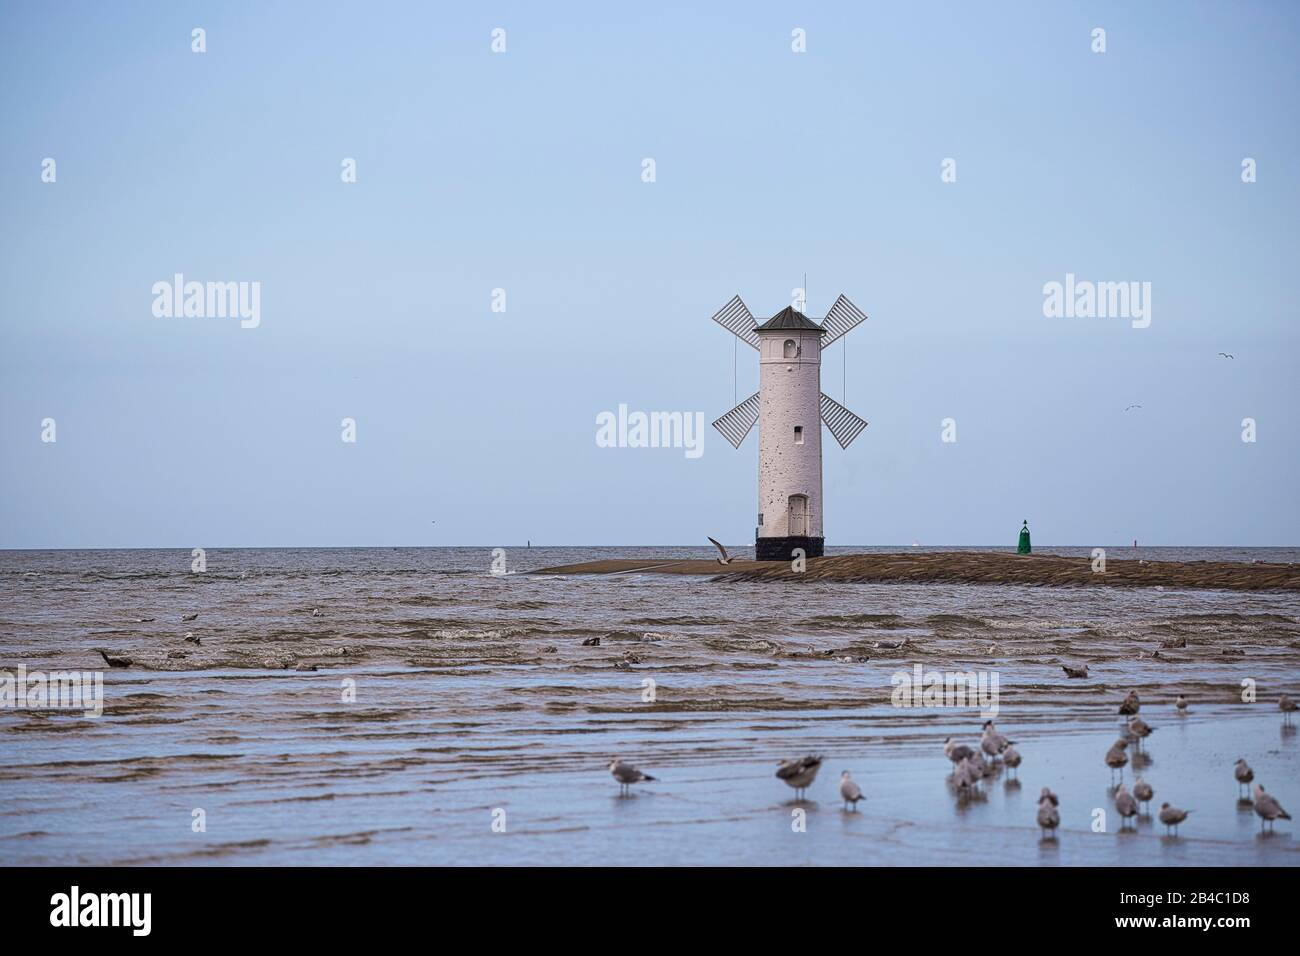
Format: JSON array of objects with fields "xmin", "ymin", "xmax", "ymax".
[
  {"xmin": 1124, "ymin": 404, "xmax": 1142, "ymax": 412},
  {"xmin": 707, "ymin": 537, "xmax": 735, "ymax": 565},
  {"xmin": 609, "ymin": 758, "xmax": 656, "ymax": 796},
  {"xmin": 1218, "ymin": 352, "xmax": 1234, "ymax": 359}
]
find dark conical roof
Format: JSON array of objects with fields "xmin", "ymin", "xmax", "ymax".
[{"xmin": 755, "ymin": 306, "xmax": 825, "ymax": 333}]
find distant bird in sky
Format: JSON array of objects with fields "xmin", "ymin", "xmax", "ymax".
[
  {"xmin": 776, "ymin": 755, "xmax": 823, "ymax": 799},
  {"xmin": 1253, "ymin": 785, "xmax": 1291, "ymax": 832},
  {"xmin": 707, "ymin": 536, "xmax": 735, "ymax": 565},
  {"xmin": 839, "ymin": 771, "xmax": 863, "ymax": 810},
  {"xmin": 1218, "ymin": 352, "xmax": 1234, "ymax": 359},
  {"xmin": 608, "ymin": 759, "xmax": 656, "ymax": 795},
  {"xmin": 1124, "ymin": 404, "xmax": 1142, "ymax": 412}
]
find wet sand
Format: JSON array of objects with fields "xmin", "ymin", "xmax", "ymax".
[
  {"xmin": 536, "ymin": 551, "xmax": 1300, "ymax": 592},
  {"xmin": 3, "ymin": 668, "xmax": 1296, "ymax": 865},
  {"xmin": 2, "ymin": 547, "xmax": 1297, "ymax": 865}
]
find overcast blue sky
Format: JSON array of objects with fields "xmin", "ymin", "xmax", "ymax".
[{"xmin": 2, "ymin": 1, "xmax": 1297, "ymax": 548}]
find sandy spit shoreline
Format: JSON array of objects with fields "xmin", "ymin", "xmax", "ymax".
[{"xmin": 534, "ymin": 551, "xmax": 1300, "ymax": 591}]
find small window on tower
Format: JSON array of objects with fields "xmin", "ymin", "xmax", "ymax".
[
  {"xmin": 783, "ymin": 339, "xmax": 797, "ymax": 359},
  {"xmin": 794, "ymin": 425, "xmax": 804, "ymax": 445}
]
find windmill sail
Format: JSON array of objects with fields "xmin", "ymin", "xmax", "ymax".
[
  {"xmin": 820, "ymin": 392, "xmax": 868, "ymax": 449},
  {"xmin": 712, "ymin": 392, "xmax": 761, "ymax": 448},
  {"xmin": 711, "ymin": 295, "xmax": 761, "ymax": 349},
  {"xmin": 819, "ymin": 294, "xmax": 867, "ymax": 347}
]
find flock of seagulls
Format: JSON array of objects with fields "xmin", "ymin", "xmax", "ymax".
[
  {"xmin": 1045, "ymin": 691, "xmax": 1292, "ymax": 838},
  {"xmin": 606, "ymin": 692, "xmax": 1295, "ymax": 842}
]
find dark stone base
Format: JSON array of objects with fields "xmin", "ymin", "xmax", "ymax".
[{"xmin": 755, "ymin": 535, "xmax": 824, "ymax": 561}]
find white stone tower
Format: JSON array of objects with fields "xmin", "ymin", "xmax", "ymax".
[{"xmin": 711, "ymin": 295, "xmax": 869, "ymax": 561}]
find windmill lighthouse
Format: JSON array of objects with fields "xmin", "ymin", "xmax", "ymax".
[{"xmin": 710, "ymin": 294, "xmax": 869, "ymax": 561}]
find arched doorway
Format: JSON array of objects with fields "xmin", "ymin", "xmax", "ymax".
[{"xmin": 787, "ymin": 494, "xmax": 809, "ymax": 536}]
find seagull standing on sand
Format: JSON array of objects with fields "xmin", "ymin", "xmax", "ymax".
[
  {"xmin": 1126, "ymin": 716, "xmax": 1154, "ymax": 752},
  {"xmin": 1062, "ymin": 663, "xmax": 1089, "ymax": 679},
  {"xmin": 1001, "ymin": 744, "xmax": 1022, "ymax": 778},
  {"xmin": 944, "ymin": 737, "xmax": 977, "ymax": 766},
  {"xmin": 1252, "ymin": 785, "xmax": 1291, "ymax": 832},
  {"xmin": 1133, "ymin": 778, "xmax": 1154, "ymax": 814},
  {"xmin": 1119, "ymin": 690, "xmax": 1140, "ymax": 718},
  {"xmin": 1037, "ymin": 789, "xmax": 1060, "ymax": 839},
  {"xmin": 1158, "ymin": 802, "xmax": 1191, "ymax": 837},
  {"xmin": 1175, "ymin": 695, "xmax": 1188, "ymax": 714},
  {"xmin": 980, "ymin": 721, "xmax": 1014, "ymax": 761},
  {"xmin": 1115, "ymin": 784, "xmax": 1139, "ymax": 830},
  {"xmin": 952, "ymin": 758, "xmax": 977, "ymax": 795},
  {"xmin": 608, "ymin": 759, "xmax": 656, "ymax": 796},
  {"xmin": 1105, "ymin": 739, "xmax": 1130, "ymax": 783},
  {"xmin": 776, "ymin": 755, "xmax": 823, "ymax": 800},
  {"xmin": 1234, "ymin": 758, "xmax": 1254, "ymax": 799},
  {"xmin": 1281, "ymin": 695, "xmax": 1297, "ymax": 726},
  {"xmin": 839, "ymin": 771, "xmax": 863, "ymax": 811},
  {"xmin": 707, "ymin": 537, "xmax": 735, "ymax": 565}
]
